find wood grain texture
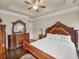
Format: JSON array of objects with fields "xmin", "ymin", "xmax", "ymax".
[
  {"xmin": 8, "ymin": 33, "xmax": 29, "ymax": 50},
  {"xmin": 0, "ymin": 24, "xmax": 6, "ymax": 59},
  {"xmin": 23, "ymin": 41, "xmax": 55, "ymax": 59},
  {"xmin": 45, "ymin": 21, "xmax": 78, "ymax": 48}
]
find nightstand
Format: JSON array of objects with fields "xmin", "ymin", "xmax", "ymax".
[{"xmin": 30, "ymin": 39, "xmax": 37, "ymax": 43}]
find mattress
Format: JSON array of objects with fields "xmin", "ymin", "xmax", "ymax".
[{"xmin": 31, "ymin": 38, "xmax": 78, "ymax": 59}]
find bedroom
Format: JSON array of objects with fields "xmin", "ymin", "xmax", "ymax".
[{"xmin": 0, "ymin": 0, "xmax": 79, "ymax": 59}]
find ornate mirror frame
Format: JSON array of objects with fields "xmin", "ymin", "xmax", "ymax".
[{"xmin": 12, "ymin": 20, "xmax": 26, "ymax": 34}]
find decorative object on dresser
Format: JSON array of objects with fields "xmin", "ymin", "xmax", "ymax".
[
  {"xmin": 39, "ymin": 34, "xmax": 45, "ymax": 39},
  {"xmin": 39, "ymin": 28, "xmax": 45, "ymax": 39},
  {"xmin": 0, "ymin": 18, "xmax": 7, "ymax": 59}
]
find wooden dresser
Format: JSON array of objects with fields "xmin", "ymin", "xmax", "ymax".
[
  {"xmin": 0, "ymin": 24, "xmax": 6, "ymax": 59},
  {"xmin": 8, "ymin": 33, "xmax": 29, "ymax": 50}
]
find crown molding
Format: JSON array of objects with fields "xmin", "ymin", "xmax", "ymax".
[
  {"xmin": 35, "ymin": 5, "xmax": 79, "ymax": 19},
  {"xmin": 0, "ymin": 9, "xmax": 29, "ymax": 19}
]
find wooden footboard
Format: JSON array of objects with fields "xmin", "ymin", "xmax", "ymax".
[{"xmin": 23, "ymin": 41, "xmax": 55, "ymax": 59}]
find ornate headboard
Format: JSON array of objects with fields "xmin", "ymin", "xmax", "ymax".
[{"xmin": 45, "ymin": 22, "xmax": 78, "ymax": 48}]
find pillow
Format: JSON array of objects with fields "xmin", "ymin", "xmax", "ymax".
[
  {"xmin": 50, "ymin": 34, "xmax": 61, "ymax": 40},
  {"xmin": 46, "ymin": 33, "xmax": 58, "ymax": 39},
  {"xmin": 46, "ymin": 33, "xmax": 52, "ymax": 39},
  {"xmin": 61, "ymin": 35, "xmax": 72, "ymax": 43},
  {"xmin": 47, "ymin": 33, "xmax": 62, "ymax": 40},
  {"xmin": 50, "ymin": 34, "xmax": 72, "ymax": 43},
  {"xmin": 46, "ymin": 33, "xmax": 72, "ymax": 43}
]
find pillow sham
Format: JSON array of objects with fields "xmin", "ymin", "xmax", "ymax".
[
  {"xmin": 47, "ymin": 33, "xmax": 72, "ymax": 43},
  {"xmin": 61, "ymin": 35, "xmax": 71, "ymax": 43},
  {"xmin": 46, "ymin": 33, "xmax": 52, "ymax": 39}
]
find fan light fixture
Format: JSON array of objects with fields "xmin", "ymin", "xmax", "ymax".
[
  {"xmin": 33, "ymin": 5, "xmax": 38, "ymax": 9},
  {"xmin": 25, "ymin": 0, "xmax": 46, "ymax": 12}
]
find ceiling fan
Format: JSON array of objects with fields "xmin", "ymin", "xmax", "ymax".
[{"xmin": 24, "ymin": 0, "xmax": 46, "ymax": 12}]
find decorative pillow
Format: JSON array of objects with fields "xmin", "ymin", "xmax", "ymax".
[
  {"xmin": 61, "ymin": 35, "xmax": 71, "ymax": 43},
  {"xmin": 50, "ymin": 34, "xmax": 72, "ymax": 43},
  {"xmin": 50, "ymin": 34, "xmax": 61, "ymax": 40},
  {"xmin": 46, "ymin": 33, "xmax": 72, "ymax": 43}
]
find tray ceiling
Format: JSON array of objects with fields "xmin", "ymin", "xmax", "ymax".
[{"xmin": 0, "ymin": 0, "xmax": 79, "ymax": 18}]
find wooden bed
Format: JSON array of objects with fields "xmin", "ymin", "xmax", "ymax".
[{"xmin": 23, "ymin": 22, "xmax": 78, "ymax": 59}]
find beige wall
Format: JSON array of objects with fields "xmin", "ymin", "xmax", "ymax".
[
  {"xmin": 0, "ymin": 10, "xmax": 79, "ymax": 49},
  {"xmin": 33, "ymin": 11, "xmax": 79, "ymax": 39},
  {"xmin": 33, "ymin": 11, "xmax": 79, "ymax": 47},
  {"xmin": 0, "ymin": 12, "xmax": 33, "ymax": 48}
]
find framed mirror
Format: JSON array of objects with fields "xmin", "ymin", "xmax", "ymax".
[{"xmin": 12, "ymin": 20, "xmax": 26, "ymax": 34}]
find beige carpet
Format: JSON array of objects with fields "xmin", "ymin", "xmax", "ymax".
[{"xmin": 20, "ymin": 54, "xmax": 36, "ymax": 59}]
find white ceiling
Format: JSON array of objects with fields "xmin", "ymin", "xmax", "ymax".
[{"xmin": 0, "ymin": 0, "xmax": 79, "ymax": 18}]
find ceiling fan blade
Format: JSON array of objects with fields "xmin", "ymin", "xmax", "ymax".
[
  {"xmin": 28, "ymin": 7, "xmax": 33, "ymax": 10},
  {"xmin": 39, "ymin": 6, "xmax": 46, "ymax": 8},
  {"xmin": 24, "ymin": 1, "xmax": 31, "ymax": 4}
]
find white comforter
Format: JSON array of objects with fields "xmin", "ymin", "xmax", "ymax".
[{"xmin": 31, "ymin": 38, "xmax": 78, "ymax": 59}]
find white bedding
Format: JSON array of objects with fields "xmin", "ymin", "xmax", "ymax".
[{"xmin": 31, "ymin": 38, "xmax": 78, "ymax": 59}]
